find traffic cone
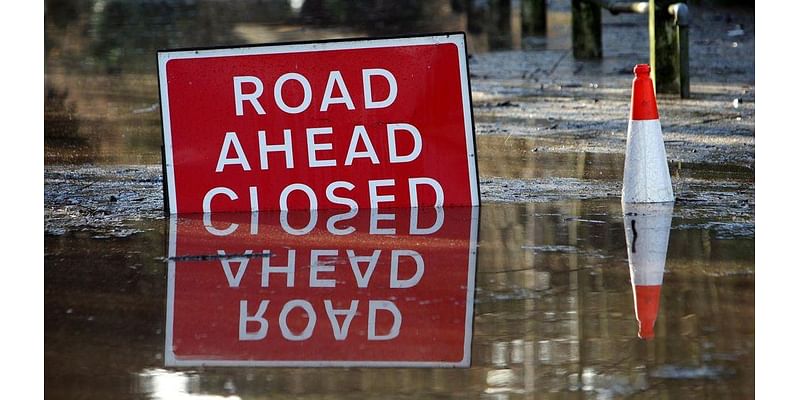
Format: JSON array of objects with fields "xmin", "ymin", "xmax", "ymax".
[
  {"xmin": 622, "ymin": 64, "xmax": 674, "ymax": 204},
  {"xmin": 623, "ymin": 202, "xmax": 673, "ymax": 340}
]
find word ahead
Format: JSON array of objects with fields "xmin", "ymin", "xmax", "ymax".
[{"xmin": 158, "ymin": 34, "xmax": 479, "ymax": 213}]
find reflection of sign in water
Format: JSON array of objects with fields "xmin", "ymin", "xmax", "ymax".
[
  {"xmin": 165, "ymin": 207, "xmax": 478, "ymax": 367},
  {"xmin": 158, "ymin": 34, "xmax": 479, "ymax": 213}
]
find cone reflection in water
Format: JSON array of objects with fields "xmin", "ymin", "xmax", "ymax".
[
  {"xmin": 623, "ymin": 202, "xmax": 674, "ymax": 340},
  {"xmin": 622, "ymin": 64, "xmax": 674, "ymax": 203}
]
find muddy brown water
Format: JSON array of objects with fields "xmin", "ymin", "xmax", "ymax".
[
  {"xmin": 45, "ymin": 0, "xmax": 754, "ymax": 398},
  {"xmin": 45, "ymin": 200, "xmax": 754, "ymax": 399}
]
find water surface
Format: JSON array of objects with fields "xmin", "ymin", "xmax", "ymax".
[{"xmin": 45, "ymin": 200, "xmax": 754, "ymax": 399}]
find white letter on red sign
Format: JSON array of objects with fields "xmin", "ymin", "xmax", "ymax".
[
  {"xmin": 390, "ymin": 250, "xmax": 424, "ymax": 289},
  {"xmin": 279, "ymin": 183, "xmax": 318, "ymax": 211},
  {"xmin": 345, "ymin": 125, "xmax": 380, "ymax": 166},
  {"xmin": 274, "ymin": 72, "xmax": 312, "ymax": 114},
  {"xmin": 363, "ymin": 69, "xmax": 397, "ymax": 109},
  {"xmin": 279, "ymin": 300, "xmax": 316, "ymax": 341},
  {"xmin": 408, "ymin": 177, "xmax": 444, "ymax": 207},
  {"xmin": 262, "ymin": 250, "xmax": 296, "ymax": 287},
  {"xmin": 216, "ymin": 131, "xmax": 252, "ymax": 172},
  {"xmin": 203, "ymin": 187, "xmax": 238, "ymax": 213},
  {"xmin": 321, "ymin": 70, "xmax": 355, "ymax": 111},
  {"xmin": 258, "ymin": 129, "xmax": 294, "ymax": 170},
  {"xmin": 239, "ymin": 300, "xmax": 269, "ymax": 341},
  {"xmin": 368, "ymin": 300, "xmax": 402, "ymax": 341},
  {"xmin": 326, "ymin": 181, "xmax": 357, "ymax": 211},
  {"xmin": 249, "ymin": 186, "xmax": 259, "ymax": 212},
  {"xmin": 306, "ymin": 127, "xmax": 337, "ymax": 167},
  {"xmin": 368, "ymin": 179, "xmax": 395, "ymax": 209},
  {"xmin": 324, "ymin": 300, "xmax": 359, "ymax": 341},
  {"xmin": 233, "ymin": 76, "xmax": 266, "ymax": 116},
  {"xmin": 387, "ymin": 123, "xmax": 422, "ymax": 163}
]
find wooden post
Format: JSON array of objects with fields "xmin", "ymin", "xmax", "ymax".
[
  {"xmin": 572, "ymin": 0, "xmax": 602, "ymax": 59},
  {"xmin": 649, "ymin": 0, "xmax": 680, "ymax": 93},
  {"xmin": 522, "ymin": 0, "xmax": 547, "ymax": 36},
  {"xmin": 465, "ymin": 0, "xmax": 486, "ymax": 35},
  {"xmin": 678, "ymin": 24, "xmax": 690, "ymax": 98},
  {"xmin": 488, "ymin": 0, "xmax": 512, "ymax": 50}
]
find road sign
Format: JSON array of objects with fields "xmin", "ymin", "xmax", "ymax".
[
  {"xmin": 165, "ymin": 207, "xmax": 478, "ymax": 367},
  {"xmin": 158, "ymin": 34, "xmax": 479, "ymax": 213}
]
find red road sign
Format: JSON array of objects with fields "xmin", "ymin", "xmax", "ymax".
[
  {"xmin": 165, "ymin": 207, "xmax": 478, "ymax": 367},
  {"xmin": 158, "ymin": 34, "xmax": 479, "ymax": 213}
]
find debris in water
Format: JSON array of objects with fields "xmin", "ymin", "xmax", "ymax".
[
  {"xmin": 650, "ymin": 365, "xmax": 732, "ymax": 380},
  {"xmin": 727, "ymin": 25, "xmax": 745, "ymax": 37}
]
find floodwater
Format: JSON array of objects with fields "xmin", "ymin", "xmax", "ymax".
[
  {"xmin": 45, "ymin": 0, "xmax": 755, "ymax": 398},
  {"xmin": 45, "ymin": 200, "xmax": 754, "ymax": 398}
]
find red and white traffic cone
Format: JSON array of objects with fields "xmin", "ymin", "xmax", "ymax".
[
  {"xmin": 622, "ymin": 64, "xmax": 674, "ymax": 204},
  {"xmin": 623, "ymin": 202, "xmax": 673, "ymax": 340}
]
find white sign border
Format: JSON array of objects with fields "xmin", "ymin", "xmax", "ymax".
[{"xmin": 157, "ymin": 33, "xmax": 480, "ymax": 214}]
